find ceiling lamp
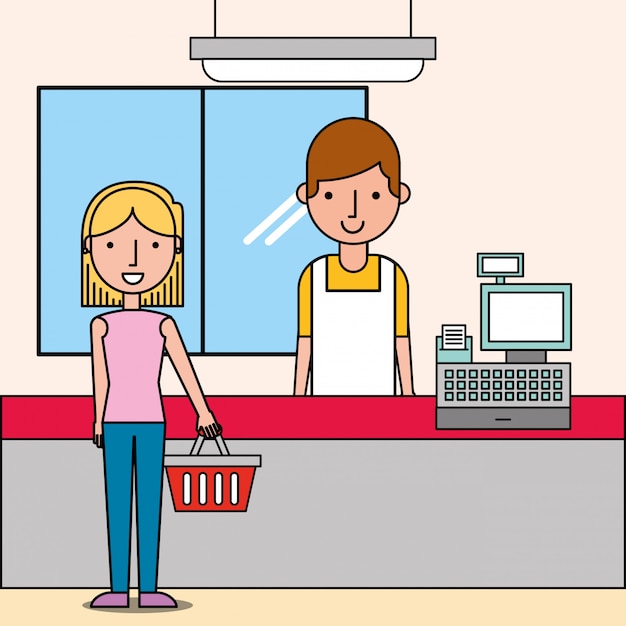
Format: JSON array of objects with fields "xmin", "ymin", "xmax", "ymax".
[{"xmin": 190, "ymin": 2, "xmax": 436, "ymax": 82}]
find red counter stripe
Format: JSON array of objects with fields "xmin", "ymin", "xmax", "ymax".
[{"xmin": 1, "ymin": 396, "xmax": 623, "ymax": 439}]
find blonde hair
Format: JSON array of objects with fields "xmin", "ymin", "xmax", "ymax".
[{"xmin": 81, "ymin": 181, "xmax": 183, "ymax": 307}]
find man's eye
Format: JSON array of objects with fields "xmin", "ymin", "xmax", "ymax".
[
  {"xmin": 372, "ymin": 191, "xmax": 380, "ymax": 200},
  {"xmin": 106, "ymin": 242, "xmax": 114, "ymax": 249},
  {"xmin": 324, "ymin": 191, "xmax": 333, "ymax": 200},
  {"xmin": 152, "ymin": 242, "xmax": 160, "ymax": 249}
]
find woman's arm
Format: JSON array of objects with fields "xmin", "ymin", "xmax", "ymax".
[
  {"xmin": 91, "ymin": 317, "xmax": 108, "ymax": 447},
  {"xmin": 161, "ymin": 317, "xmax": 220, "ymax": 436}
]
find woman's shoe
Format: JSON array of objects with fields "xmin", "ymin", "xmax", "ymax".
[
  {"xmin": 138, "ymin": 592, "xmax": 178, "ymax": 608},
  {"xmin": 90, "ymin": 591, "xmax": 129, "ymax": 608}
]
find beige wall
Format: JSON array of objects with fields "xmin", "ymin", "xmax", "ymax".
[{"xmin": 2, "ymin": 0, "xmax": 625, "ymax": 395}]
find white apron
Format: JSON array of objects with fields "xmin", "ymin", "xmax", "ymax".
[{"xmin": 311, "ymin": 256, "xmax": 396, "ymax": 395}]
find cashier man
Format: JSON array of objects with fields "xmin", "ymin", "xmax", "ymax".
[{"xmin": 293, "ymin": 117, "xmax": 414, "ymax": 396}]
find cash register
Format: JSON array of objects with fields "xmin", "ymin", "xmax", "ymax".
[{"xmin": 436, "ymin": 253, "xmax": 572, "ymax": 429}]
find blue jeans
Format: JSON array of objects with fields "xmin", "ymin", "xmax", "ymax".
[{"xmin": 102, "ymin": 423, "xmax": 165, "ymax": 593}]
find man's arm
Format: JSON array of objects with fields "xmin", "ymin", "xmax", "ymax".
[
  {"xmin": 396, "ymin": 335, "xmax": 414, "ymax": 395},
  {"xmin": 294, "ymin": 336, "xmax": 311, "ymax": 395},
  {"xmin": 395, "ymin": 265, "xmax": 414, "ymax": 395},
  {"xmin": 294, "ymin": 265, "xmax": 312, "ymax": 395}
]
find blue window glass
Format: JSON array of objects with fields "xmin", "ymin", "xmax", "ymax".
[
  {"xmin": 204, "ymin": 89, "xmax": 365, "ymax": 353},
  {"xmin": 39, "ymin": 87, "xmax": 366, "ymax": 354},
  {"xmin": 39, "ymin": 88, "xmax": 202, "ymax": 353}
]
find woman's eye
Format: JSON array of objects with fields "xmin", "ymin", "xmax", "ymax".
[
  {"xmin": 106, "ymin": 242, "xmax": 114, "ymax": 249},
  {"xmin": 372, "ymin": 191, "xmax": 381, "ymax": 200},
  {"xmin": 152, "ymin": 242, "xmax": 160, "ymax": 249},
  {"xmin": 324, "ymin": 191, "xmax": 333, "ymax": 200}
]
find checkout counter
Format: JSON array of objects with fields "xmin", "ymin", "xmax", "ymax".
[{"xmin": 1, "ymin": 395, "xmax": 624, "ymax": 588}]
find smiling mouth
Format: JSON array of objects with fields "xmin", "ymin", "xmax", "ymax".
[
  {"xmin": 122, "ymin": 273, "xmax": 144, "ymax": 285},
  {"xmin": 340, "ymin": 220, "xmax": 365, "ymax": 234}
]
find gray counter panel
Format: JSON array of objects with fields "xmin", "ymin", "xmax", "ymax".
[{"xmin": 2, "ymin": 440, "xmax": 623, "ymax": 587}]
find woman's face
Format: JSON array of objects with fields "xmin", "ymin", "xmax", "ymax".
[{"xmin": 87, "ymin": 214, "xmax": 179, "ymax": 295}]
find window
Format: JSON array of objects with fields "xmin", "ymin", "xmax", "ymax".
[{"xmin": 38, "ymin": 87, "xmax": 367, "ymax": 354}]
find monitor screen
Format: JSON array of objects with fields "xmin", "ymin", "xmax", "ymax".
[
  {"xmin": 477, "ymin": 253, "xmax": 524, "ymax": 278},
  {"xmin": 481, "ymin": 284, "xmax": 572, "ymax": 351}
]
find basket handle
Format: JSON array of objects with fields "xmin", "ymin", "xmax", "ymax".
[{"xmin": 190, "ymin": 434, "xmax": 230, "ymax": 456}]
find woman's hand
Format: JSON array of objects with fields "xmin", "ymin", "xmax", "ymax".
[
  {"xmin": 197, "ymin": 409, "xmax": 222, "ymax": 439},
  {"xmin": 93, "ymin": 421, "xmax": 103, "ymax": 448}
]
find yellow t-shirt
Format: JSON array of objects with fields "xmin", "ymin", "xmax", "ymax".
[{"xmin": 298, "ymin": 255, "xmax": 409, "ymax": 337}]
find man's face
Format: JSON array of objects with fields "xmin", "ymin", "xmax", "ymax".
[{"xmin": 298, "ymin": 165, "xmax": 410, "ymax": 245}]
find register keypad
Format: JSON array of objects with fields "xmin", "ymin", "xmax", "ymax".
[{"xmin": 438, "ymin": 363, "xmax": 570, "ymax": 407}]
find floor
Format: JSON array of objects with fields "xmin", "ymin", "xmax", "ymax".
[{"xmin": 1, "ymin": 589, "xmax": 625, "ymax": 625}]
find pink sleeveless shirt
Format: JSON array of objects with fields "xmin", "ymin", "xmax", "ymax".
[{"xmin": 99, "ymin": 310, "xmax": 168, "ymax": 423}]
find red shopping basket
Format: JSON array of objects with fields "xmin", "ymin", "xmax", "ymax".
[{"xmin": 164, "ymin": 435, "xmax": 261, "ymax": 512}]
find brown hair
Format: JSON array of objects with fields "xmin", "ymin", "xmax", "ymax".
[{"xmin": 305, "ymin": 118, "xmax": 401, "ymax": 198}]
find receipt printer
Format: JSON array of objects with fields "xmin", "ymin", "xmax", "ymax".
[{"xmin": 436, "ymin": 324, "xmax": 473, "ymax": 363}]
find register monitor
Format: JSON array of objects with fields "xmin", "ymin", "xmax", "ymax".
[{"xmin": 480, "ymin": 283, "xmax": 572, "ymax": 363}]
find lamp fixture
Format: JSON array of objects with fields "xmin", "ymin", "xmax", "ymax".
[{"xmin": 190, "ymin": 1, "xmax": 436, "ymax": 82}]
